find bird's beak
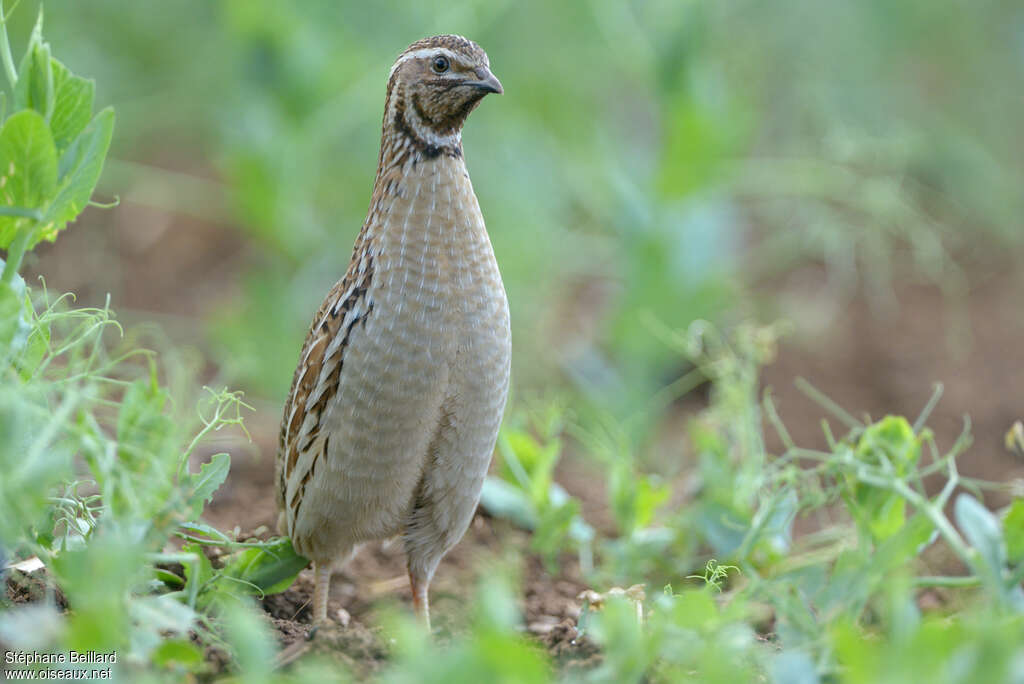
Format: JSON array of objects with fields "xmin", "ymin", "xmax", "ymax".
[{"xmin": 464, "ymin": 66, "xmax": 503, "ymax": 95}]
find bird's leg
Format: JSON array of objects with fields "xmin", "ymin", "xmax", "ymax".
[
  {"xmin": 311, "ymin": 561, "xmax": 332, "ymax": 625},
  {"xmin": 408, "ymin": 567, "xmax": 431, "ymax": 632}
]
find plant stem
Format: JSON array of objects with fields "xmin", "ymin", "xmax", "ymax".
[
  {"xmin": 914, "ymin": 575, "xmax": 980, "ymax": 588},
  {"xmin": 0, "ymin": 0, "xmax": 18, "ymax": 90},
  {"xmin": 0, "ymin": 206, "xmax": 43, "ymax": 219},
  {"xmin": 1, "ymin": 221, "xmax": 32, "ymax": 285},
  {"xmin": 861, "ymin": 470, "xmax": 978, "ymax": 573}
]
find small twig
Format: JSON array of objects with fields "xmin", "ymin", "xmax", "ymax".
[
  {"xmin": 913, "ymin": 383, "xmax": 944, "ymax": 434},
  {"xmin": 796, "ymin": 377, "xmax": 862, "ymax": 431}
]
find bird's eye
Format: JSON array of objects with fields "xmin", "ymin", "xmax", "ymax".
[{"xmin": 431, "ymin": 56, "xmax": 450, "ymax": 73}]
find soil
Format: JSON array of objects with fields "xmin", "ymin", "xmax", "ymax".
[{"xmin": 19, "ymin": 199, "xmax": 1024, "ymax": 676}]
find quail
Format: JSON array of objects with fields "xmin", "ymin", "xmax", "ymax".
[{"xmin": 275, "ymin": 35, "xmax": 510, "ymax": 629}]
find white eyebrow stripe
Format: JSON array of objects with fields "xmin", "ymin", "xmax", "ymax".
[{"xmin": 388, "ymin": 47, "xmax": 460, "ymax": 79}]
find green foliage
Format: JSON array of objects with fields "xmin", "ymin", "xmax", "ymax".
[
  {"xmin": 0, "ymin": 10, "xmax": 113, "ymax": 252},
  {"xmin": 840, "ymin": 416, "xmax": 926, "ymax": 543},
  {"xmin": 173, "ymin": 533, "xmax": 308, "ymax": 612},
  {"xmin": 480, "ymin": 403, "xmax": 595, "ymax": 573}
]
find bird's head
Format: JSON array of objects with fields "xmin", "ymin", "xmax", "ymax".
[{"xmin": 384, "ymin": 35, "xmax": 502, "ymax": 156}]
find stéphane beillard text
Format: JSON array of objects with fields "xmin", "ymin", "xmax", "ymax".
[{"xmin": 4, "ymin": 651, "xmax": 117, "ymax": 665}]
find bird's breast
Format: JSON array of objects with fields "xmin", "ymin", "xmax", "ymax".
[{"xmin": 371, "ymin": 155, "xmax": 509, "ymax": 353}]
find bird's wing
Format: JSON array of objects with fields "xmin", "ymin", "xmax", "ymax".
[{"xmin": 275, "ymin": 235, "xmax": 376, "ymax": 532}]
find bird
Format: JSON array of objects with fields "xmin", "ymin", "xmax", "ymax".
[{"xmin": 275, "ymin": 34, "xmax": 510, "ymax": 630}]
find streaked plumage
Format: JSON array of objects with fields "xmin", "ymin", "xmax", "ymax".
[{"xmin": 275, "ymin": 35, "xmax": 509, "ymax": 628}]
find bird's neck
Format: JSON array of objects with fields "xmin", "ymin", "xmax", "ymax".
[{"xmin": 375, "ymin": 83, "xmax": 464, "ymax": 176}]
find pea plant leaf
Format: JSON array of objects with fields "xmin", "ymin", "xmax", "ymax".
[
  {"xmin": 1004, "ymin": 499, "xmax": 1024, "ymax": 564},
  {"xmin": 185, "ymin": 452, "xmax": 231, "ymax": 519},
  {"xmin": 41, "ymin": 107, "xmax": 115, "ymax": 243},
  {"xmin": 49, "ymin": 58, "xmax": 96, "ymax": 154},
  {"xmin": 217, "ymin": 538, "xmax": 309, "ymax": 596},
  {"xmin": 0, "ymin": 110, "xmax": 57, "ymax": 248},
  {"xmin": 0, "ymin": 9, "xmax": 113, "ymax": 253}
]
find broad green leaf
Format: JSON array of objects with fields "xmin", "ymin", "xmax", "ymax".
[
  {"xmin": 186, "ymin": 451, "xmax": 231, "ymax": 517},
  {"xmin": 49, "ymin": 58, "xmax": 95, "ymax": 154},
  {"xmin": 1004, "ymin": 499, "xmax": 1024, "ymax": 564},
  {"xmin": 42, "ymin": 107, "xmax": 115, "ymax": 242},
  {"xmin": 0, "ymin": 110, "xmax": 58, "ymax": 248},
  {"xmin": 218, "ymin": 537, "xmax": 309, "ymax": 596}
]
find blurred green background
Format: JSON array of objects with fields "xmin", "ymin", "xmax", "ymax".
[{"xmin": 16, "ymin": 0, "xmax": 1024, "ymax": 451}]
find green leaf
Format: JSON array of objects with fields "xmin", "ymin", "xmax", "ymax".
[
  {"xmin": 0, "ymin": 110, "xmax": 58, "ymax": 248},
  {"xmin": 218, "ymin": 537, "xmax": 309, "ymax": 596},
  {"xmin": 16, "ymin": 305, "xmax": 49, "ymax": 379},
  {"xmin": 696, "ymin": 500, "xmax": 751, "ymax": 556},
  {"xmin": 0, "ymin": 386, "xmax": 71, "ymax": 547},
  {"xmin": 49, "ymin": 58, "xmax": 95, "ymax": 154},
  {"xmin": 479, "ymin": 476, "xmax": 537, "ymax": 530},
  {"xmin": 41, "ymin": 107, "xmax": 115, "ymax": 242},
  {"xmin": 955, "ymin": 493, "xmax": 1006, "ymax": 589},
  {"xmin": 150, "ymin": 638, "xmax": 204, "ymax": 669},
  {"xmin": 0, "ymin": 259, "xmax": 31, "ymax": 355},
  {"xmin": 855, "ymin": 415, "xmax": 922, "ymax": 475},
  {"xmin": 179, "ymin": 520, "xmax": 234, "ymax": 544},
  {"xmin": 182, "ymin": 542, "xmax": 215, "ymax": 609},
  {"xmin": 186, "ymin": 451, "xmax": 230, "ymax": 517},
  {"xmin": 117, "ymin": 373, "xmax": 173, "ymax": 459},
  {"xmin": 846, "ymin": 415, "xmax": 926, "ymax": 542},
  {"xmin": 13, "ymin": 11, "xmax": 54, "ymax": 122},
  {"xmin": 858, "ymin": 487, "xmax": 907, "ymax": 542},
  {"xmin": 611, "ymin": 462, "xmax": 671, "ymax": 535},
  {"xmin": 221, "ymin": 603, "xmax": 277, "ymax": 682},
  {"xmin": 1004, "ymin": 499, "xmax": 1024, "ymax": 564}
]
